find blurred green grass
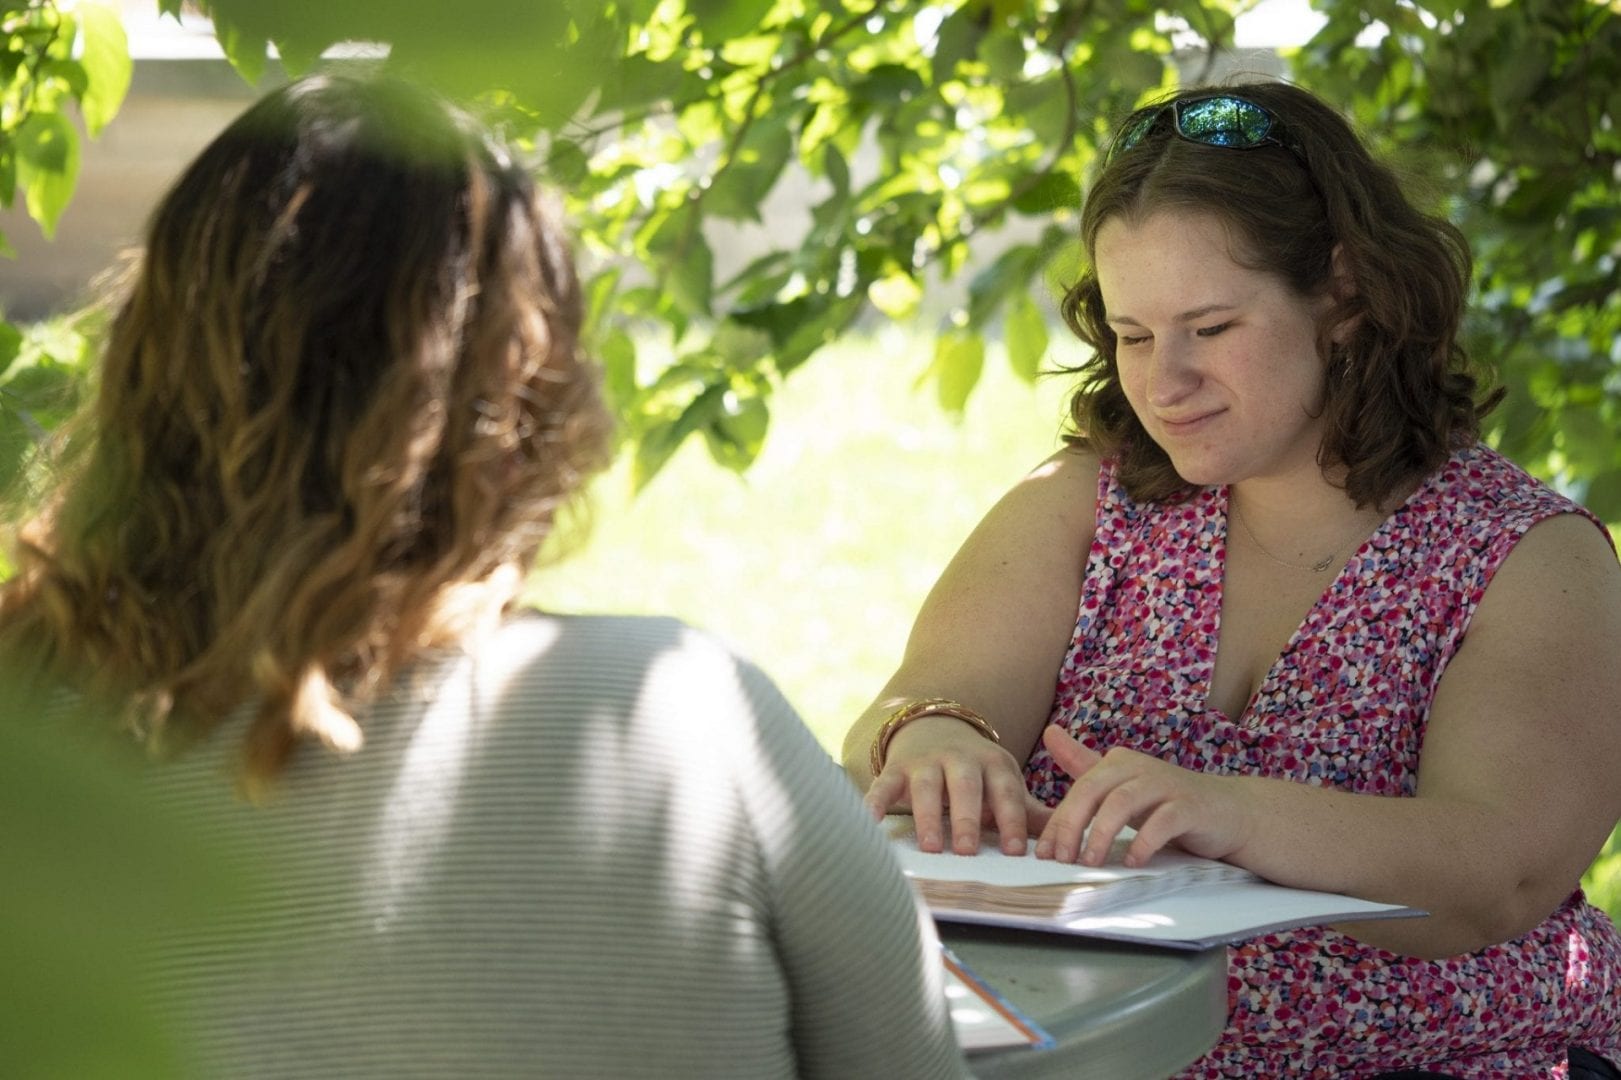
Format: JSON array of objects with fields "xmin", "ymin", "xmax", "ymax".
[
  {"xmin": 527, "ymin": 324, "xmax": 1621, "ymax": 921},
  {"xmin": 529, "ymin": 324, "xmax": 1075, "ymax": 750}
]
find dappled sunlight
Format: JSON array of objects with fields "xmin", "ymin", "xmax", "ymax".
[
  {"xmin": 529, "ymin": 327, "xmax": 1074, "ymax": 747},
  {"xmin": 1568, "ymin": 928, "xmax": 1592, "ymax": 991},
  {"xmin": 362, "ymin": 659, "xmax": 482, "ymax": 933},
  {"xmin": 621, "ymin": 639, "xmax": 776, "ymax": 923},
  {"xmin": 1070, "ymin": 911, "xmax": 1179, "ymax": 932}
]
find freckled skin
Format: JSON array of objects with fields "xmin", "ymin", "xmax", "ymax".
[{"xmin": 1095, "ymin": 210, "xmax": 1334, "ymax": 491}]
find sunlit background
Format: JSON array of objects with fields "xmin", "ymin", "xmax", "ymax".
[{"xmin": 1, "ymin": 0, "xmax": 1614, "ymax": 935}]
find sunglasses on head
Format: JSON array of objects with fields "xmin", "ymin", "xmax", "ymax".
[{"xmin": 1108, "ymin": 93, "xmax": 1305, "ymax": 164}]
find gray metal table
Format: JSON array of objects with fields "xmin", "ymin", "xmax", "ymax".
[{"xmin": 942, "ymin": 924, "xmax": 1229, "ymax": 1080}]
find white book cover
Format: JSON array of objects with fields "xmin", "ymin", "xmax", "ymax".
[{"xmin": 890, "ymin": 819, "xmax": 1425, "ymax": 950}]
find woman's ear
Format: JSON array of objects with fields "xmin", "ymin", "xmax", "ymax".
[{"xmin": 1328, "ymin": 243, "xmax": 1361, "ymax": 345}]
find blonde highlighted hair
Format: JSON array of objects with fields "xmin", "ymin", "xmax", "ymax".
[{"xmin": 0, "ymin": 74, "xmax": 611, "ymax": 788}]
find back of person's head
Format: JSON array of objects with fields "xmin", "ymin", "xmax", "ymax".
[
  {"xmin": 0, "ymin": 72, "xmax": 611, "ymax": 787},
  {"xmin": 1061, "ymin": 79, "xmax": 1499, "ymax": 506}
]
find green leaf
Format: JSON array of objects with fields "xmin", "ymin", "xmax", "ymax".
[
  {"xmin": 855, "ymin": 64, "xmax": 925, "ymax": 105},
  {"xmin": 544, "ymin": 138, "xmax": 590, "ymax": 188},
  {"xmin": 979, "ymin": 28, "xmax": 1025, "ymax": 82},
  {"xmin": 2, "ymin": 359, "xmax": 79, "ymax": 425},
  {"xmin": 598, "ymin": 328, "xmax": 639, "ymax": 414},
  {"xmin": 668, "ymin": 234, "xmax": 715, "ymax": 316},
  {"xmin": 931, "ymin": 6, "xmax": 985, "ymax": 85},
  {"xmin": 0, "ymin": 148, "xmax": 15, "ymax": 210},
  {"xmin": 0, "ymin": 699, "xmax": 258, "ymax": 1079},
  {"xmin": 646, "ymin": 207, "xmax": 715, "ymax": 317},
  {"xmin": 633, "ymin": 381, "xmax": 729, "ymax": 490},
  {"xmin": 1561, "ymin": 404, "xmax": 1618, "ymax": 481},
  {"xmin": 1486, "ymin": 36, "xmax": 1548, "ymax": 131},
  {"xmin": 868, "ymin": 270, "xmax": 923, "ymax": 320},
  {"xmin": 967, "ymin": 243, "xmax": 1040, "ymax": 328},
  {"xmin": 1585, "ymin": 469, "xmax": 1621, "ymax": 524},
  {"xmin": 14, "ymin": 111, "xmax": 81, "ymax": 239},
  {"xmin": 823, "ymin": 144, "xmax": 850, "ymax": 199},
  {"xmin": 925, "ymin": 330, "xmax": 985, "ymax": 415},
  {"xmin": 0, "ymin": 322, "xmax": 21, "ymax": 377},
  {"xmin": 74, "ymin": 2, "xmax": 131, "ymax": 138},
  {"xmin": 0, "ymin": 411, "xmax": 36, "ymax": 497},
  {"xmin": 1004, "ymin": 71, "xmax": 1079, "ymax": 148},
  {"xmin": 703, "ymin": 392, "xmax": 769, "ymax": 472},
  {"xmin": 720, "ymin": 250, "xmax": 791, "ymax": 301},
  {"xmin": 0, "ymin": 352, "xmax": 79, "ymax": 492},
  {"xmin": 212, "ymin": 16, "xmax": 269, "ymax": 85},
  {"xmin": 732, "ymin": 295, "xmax": 817, "ymax": 350},
  {"xmin": 42, "ymin": 57, "xmax": 89, "ymax": 98},
  {"xmin": 687, "ymin": 0, "xmax": 774, "ymax": 43},
  {"xmin": 1011, "ymin": 170, "xmax": 1082, "ymax": 216},
  {"xmin": 710, "ymin": 320, "xmax": 772, "ymax": 366},
  {"xmin": 704, "ymin": 117, "xmax": 793, "ymax": 222},
  {"xmin": 616, "ymin": 285, "xmax": 686, "ymax": 340},
  {"xmin": 1003, "ymin": 292, "xmax": 1048, "ymax": 383},
  {"xmin": 632, "ymin": 420, "xmax": 683, "ymax": 492},
  {"xmin": 594, "ymin": 55, "xmax": 689, "ymax": 115}
]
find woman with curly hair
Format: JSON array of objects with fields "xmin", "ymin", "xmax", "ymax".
[
  {"xmin": 846, "ymin": 80, "xmax": 1621, "ymax": 1078},
  {"xmin": 0, "ymin": 73, "xmax": 965, "ymax": 1079}
]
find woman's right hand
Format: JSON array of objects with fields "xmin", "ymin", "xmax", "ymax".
[{"xmin": 863, "ymin": 715, "xmax": 1053, "ymax": 856}]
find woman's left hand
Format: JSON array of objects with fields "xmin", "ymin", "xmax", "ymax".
[{"xmin": 1034, "ymin": 725, "xmax": 1255, "ymax": 868}]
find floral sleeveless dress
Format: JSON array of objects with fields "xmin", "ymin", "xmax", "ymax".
[{"xmin": 1023, "ymin": 445, "xmax": 1621, "ymax": 1078}]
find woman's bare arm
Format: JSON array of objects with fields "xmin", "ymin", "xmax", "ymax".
[{"xmin": 841, "ymin": 448, "xmax": 1100, "ymax": 855}]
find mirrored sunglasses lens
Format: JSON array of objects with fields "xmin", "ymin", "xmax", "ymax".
[
  {"xmin": 1178, "ymin": 97, "xmax": 1272, "ymax": 148},
  {"xmin": 1115, "ymin": 109, "xmax": 1161, "ymax": 155}
]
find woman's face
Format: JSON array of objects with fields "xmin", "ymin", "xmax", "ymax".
[{"xmin": 1094, "ymin": 209, "xmax": 1334, "ymax": 489}]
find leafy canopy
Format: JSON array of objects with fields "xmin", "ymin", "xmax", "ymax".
[
  {"xmin": 182, "ymin": 0, "xmax": 1205, "ymax": 488},
  {"xmin": 1, "ymin": 0, "xmax": 1618, "ymax": 509},
  {"xmin": 0, "ymin": 1, "xmax": 126, "ymax": 505},
  {"xmin": 1294, "ymin": 0, "xmax": 1621, "ymax": 516}
]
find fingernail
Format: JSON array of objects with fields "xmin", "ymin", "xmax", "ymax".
[{"xmin": 1034, "ymin": 840, "xmax": 1053, "ymax": 859}]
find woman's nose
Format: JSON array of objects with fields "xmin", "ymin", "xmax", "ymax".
[{"xmin": 1145, "ymin": 340, "xmax": 1200, "ymax": 407}]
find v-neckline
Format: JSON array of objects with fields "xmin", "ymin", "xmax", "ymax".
[{"xmin": 1199, "ymin": 458, "xmax": 1451, "ymax": 724}]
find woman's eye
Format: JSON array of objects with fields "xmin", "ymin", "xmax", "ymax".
[
  {"xmin": 1195, "ymin": 322, "xmax": 1232, "ymax": 338},
  {"xmin": 1117, "ymin": 334, "xmax": 1151, "ymax": 347}
]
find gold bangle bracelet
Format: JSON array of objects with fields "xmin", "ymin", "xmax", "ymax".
[{"xmin": 868, "ymin": 697, "xmax": 1001, "ymax": 777}]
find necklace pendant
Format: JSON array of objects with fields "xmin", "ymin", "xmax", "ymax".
[{"xmin": 1310, "ymin": 555, "xmax": 1334, "ymax": 573}]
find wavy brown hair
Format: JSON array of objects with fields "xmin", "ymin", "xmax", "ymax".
[
  {"xmin": 0, "ymin": 74, "xmax": 611, "ymax": 789},
  {"xmin": 1060, "ymin": 79, "xmax": 1502, "ymax": 507}
]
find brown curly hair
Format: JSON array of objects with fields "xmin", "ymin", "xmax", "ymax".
[
  {"xmin": 1060, "ymin": 80, "xmax": 1501, "ymax": 507},
  {"xmin": 0, "ymin": 74, "xmax": 611, "ymax": 789}
]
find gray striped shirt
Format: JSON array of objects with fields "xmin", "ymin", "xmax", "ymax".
[{"xmin": 138, "ymin": 613, "xmax": 968, "ymax": 1079}]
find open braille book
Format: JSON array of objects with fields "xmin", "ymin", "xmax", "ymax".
[{"xmin": 888, "ymin": 818, "xmax": 1424, "ymax": 951}]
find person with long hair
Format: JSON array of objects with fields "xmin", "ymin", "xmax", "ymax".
[
  {"xmin": 845, "ymin": 80, "xmax": 1621, "ymax": 1078},
  {"xmin": 0, "ymin": 73, "xmax": 966, "ymax": 1079}
]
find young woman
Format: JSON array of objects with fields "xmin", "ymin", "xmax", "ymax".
[
  {"xmin": 846, "ymin": 81, "xmax": 1621, "ymax": 1078},
  {"xmin": 0, "ymin": 74, "xmax": 966, "ymax": 1079}
]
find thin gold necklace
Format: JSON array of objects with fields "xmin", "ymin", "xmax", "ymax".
[{"xmin": 1229, "ymin": 498, "xmax": 1337, "ymax": 573}]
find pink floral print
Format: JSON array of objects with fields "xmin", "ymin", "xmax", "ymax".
[{"xmin": 1024, "ymin": 445, "xmax": 1621, "ymax": 1078}]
